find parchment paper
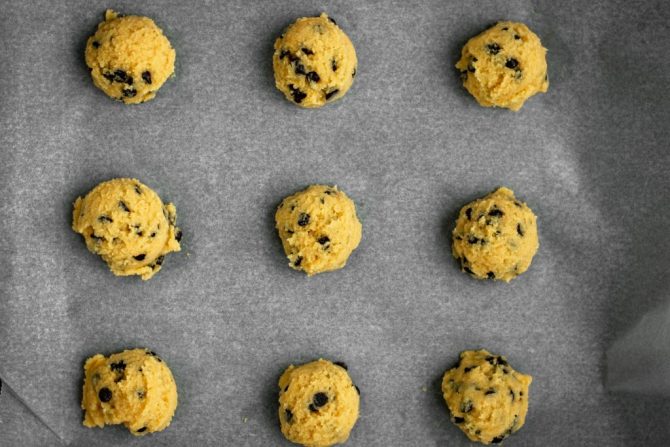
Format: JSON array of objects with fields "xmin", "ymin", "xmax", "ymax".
[{"xmin": 1, "ymin": 0, "xmax": 669, "ymax": 445}]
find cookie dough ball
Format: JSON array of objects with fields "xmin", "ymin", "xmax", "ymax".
[
  {"xmin": 85, "ymin": 10, "xmax": 176, "ymax": 104},
  {"xmin": 442, "ymin": 350, "xmax": 532, "ymax": 445},
  {"xmin": 278, "ymin": 359, "xmax": 360, "ymax": 447},
  {"xmin": 72, "ymin": 178, "xmax": 181, "ymax": 280},
  {"xmin": 273, "ymin": 13, "xmax": 357, "ymax": 108},
  {"xmin": 81, "ymin": 348, "xmax": 178, "ymax": 435},
  {"xmin": 452, "ymin": 187, "xmax": 538, "ymax": 282},
  {"xmin": 275, "ymin": 185, "xmax": 362, "ymax": 276},
  {"xmin": 456, "ymin": 22, "xmax": 548, "ymax": 111}
]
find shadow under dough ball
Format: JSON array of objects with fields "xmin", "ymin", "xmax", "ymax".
[
  {"xmin": 85, "ymin": 9, "xmax": 176, "ymax": 104},
  {"xmin": 273, "ymin": 13, "xmax": 357, "ymax": 108},
  {"xmin": 452, "ymin": 187, "xmax": 538, "ymax": 282},
  {"xmin": 275, "ymin": 184, "xmax": 362, "ymax": 276},
  {"xmin": 278, "ymin": 359, "xmax": 360, "ymax": 447},
  {"xmin": 81, "ymin": 348, "xmax": 178, "ymax": 436},
  {"xmin": 72, "ymin": 178, "xmax": 182, "ymax": 280},
  {"xmin": 456, "ymin": 21, "xmax": 548, "ymax": 111},
  {"xmin": 442, "ymin": 350, "xmax": 532, "ymax": 445}
]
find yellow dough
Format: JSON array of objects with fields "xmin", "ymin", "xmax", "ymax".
[
  {"xmin": 442, "ymin": 350, "xmax": 532, "ymax": 445},
  {"xmin": 85, "ymin": 10, "xmax": 176, "ymax": 104},
  {"xmin": 456, "ymin": 22, "xmax": 548, "ymax": 111},
  {"xmin": 273, "ymin": 13, "xmax": 357, "ymax": 108},
  {"xmin": 278, "ymin": 359, "xmax": 360, "ymax": 447},
  {"xmin": 72, "ymin": 178, "xmax": 181, "ymax": 280},
  {"xmin": 452, "ymin": 187, "xmax": 538, "ymax": 282},
  {"xmin": 81, "ymin": 348, "xmax": 178, "ymax": 436},
  {"xmin": 275, "ymin": 185, "xmax": 362, "ymax": 276}
]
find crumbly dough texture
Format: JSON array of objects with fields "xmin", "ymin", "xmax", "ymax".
[
  {"xmin": 273, "ymin": 13, "xmax": 357, "ymax": 108},
  {"xmin": 452, "ymin": 187, "xmax": 538, "ymax": 282},
  {"xmin": 442, "ymin": 350, "xmax": 532, "ymax": 445},
  {"xmin": 85, "ymin": 9, "xmax": 176, "ymax": 104},
  {"xmin": 81, "ymin": 348, "xmax": 178, "ymax": 436},
  {"xmin": 275, "ymin": 185, "xmax": 362, "ymax": 276},
  {"xmin": 278, "ymin": 359, "xmax": 360, "ymax": 447},
  {"xmin": 72, "ymin": 178, "xmax": 181, "ymax": 280},
  {"xmin": 456, "ymin": 21, "xmax": 548, "ymax": 111}
]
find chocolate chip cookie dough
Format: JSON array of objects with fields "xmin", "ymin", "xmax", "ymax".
[
  {"xmin": 456, "ymin": 22, "xmax": 548, "ymax": 111},
  {"xmin": 442, "ymin": 350, "xmax": 532, "ymax": 445},
  {"xmin": 278, "ymin": 359, "xmax": 360, "ymax": 447},
  {"xmin": 72, "ymin": 178, "xmax": 181, "ymax": 280},
  {"xmin": 81, "ymin": 348, "xmax": 178, "ymax": 436},
  {"xmin": 85, "ymin": 9, "xmax": 176, "ymax": 104},
  {"xmin": 452, "ymin": 187, "xmax": 538, "ymax": 282},
  {"xmin": 273, "ymin": 13, "xmax": 357, "ymax": 107},
  {"xmin": 275, "ymin": 185, "xmax": 362, "ymax": 276}
]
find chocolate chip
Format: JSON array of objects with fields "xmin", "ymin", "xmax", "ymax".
[
  {"xmin": 297, "ymin": 213, "xmax": 310, "ymax": 226},
  {"xmin": 294, "ymin": 256, "xmax": 303, "ymax": 267},
  {"xmin": 485, "ymin": 389, "xmax": 496, "ymax": 395},
  {"xmin": 134, "ymin": 185, "xmax": 142, "ymax": 194},
  {"xmin": 465, "ymin": 208, "xmax": 472, "ymax": 220},
  {"xmin": 137, "ymin": 427, "xmax": 147, "ymax": 433},
  {"xmin": 328, "ymin": 16, "xmax": 337, "ymax": 25},
  {"xmin": 517, "ymin": 224, "xmax": 524, "ymax": 237},
  {"xmin": 519, "ymin": 391, "xmax": 524, "ymax": 396},
  {"xmin": 103, "ymin": 72, "xmax": 115, "ymax": 82},
  {"xmin": 486, "ymin": 43, "xmax": 501, "ymax": 55},
  {"xmin": 150, "ymin": 232, "xmax": 157, "ymax": 238},
  {"xmin": 325, "ymin": 190, "xmax": 334, "ymax": 195},
  {"xmin": 332, "ymin": 60, "xmax": 338, "ymax": 71},
  {"xmin": 510, "ymin": 389, "xmax": 515, "ymax": 400},
  {"xmin": 468, "ymin": 236, "xmax": 480, "ymax": 244},
  {"xmin": 461, "ymin": 400, "xmax": 473, "ymax": 413},
  {"xmin": 279, "ymin": 50, "xmax": 290, "ymax": 60},
  {"xmin": 288, "ymin": 84, "xmax": 306, "ymax": 104},
  {"xmin": 486, "ymin": 356, "xmax": 494, "ymax": 364},
  {"xmin": 334, "ymin": 361, "xmax": 348, "ymax": 370},
  {"xmin": 301, "ymin": 47, "xmax": 313, "ymax": 55},
  {"xmin": 283, "ymin": 386, "xmax": 288, "ymax": 392},
  {"xmin": 154, "ymin": 255, "xmax": 165, "ymax": 267},
  {"xmin": 325, "ymin": 89, "xmax": 339, "ymax": 100},
  {"xmin": 514, "ymin": 200, "xmax": 522, "ymax": 207},
  {"xmin": 355, "ymin": 385, "xmax": 360, "ymax": 395},
  {"xmin": 98, "ymin": 387, "xmax": 112, "ymax": 402},
  {"xmin": 312, "ymin": 392, "xmax": 328, "ymax": 408},
  {"xmin": 318, "ymin": 236, "xmax": 330, "ymax": 245},
  {"xmin": 487, "ymin": 271, "xmax": 495, "ymax": 279},
  {"xmin": 110, "ymin": 361, "xmax": 126, "ymax": 372},
  {"xmin": 498, "ymin": 358, "xmax": 508, "ymax": 366},
  {"xmin": 308, "ymin": 404, "xmax": 318, "ymax": 412},
  {"xmin": 488, "ymin": 209, "xmax": 504, "ymax": 217},
  {"xmin": 491, "ymin": 436, "xmax": 505, "ymax": 444},
  {"xmin": 90, "ymin": 234, "xmax": 104, "ymax": 241},
  {"xmin": 137, "ymin": 390, "xmax": 145, "ymax": 399},
  {"xmin": 306, "ymin": 71, "xmax": 320, "ymax": 83},
  {"xmin": 287, "ymin": 230, "xmax": 294, "ymax": 234},
  {"xmin": 514, "ymin": 34, "xmax": 521, "ymax": 40},
  {"xmin": 92, "ymin": 41, "xmax": 100, "ymax": 48},
  {"xmin": 505, "ymin": 58, "xmax": 519, "ymax": 69},
  {"xmin": 285, "ymin": 409, "xmax": 293, "ymax": 422},
  {"xmin": 467, "ymin": 63, "xmax": 476, "ymax": 73},
  {"xmin": 142, "ymin": 71, "xmax": 152, "ymax": 84},
  {"xmin": 134, "ymin": 254, "xmax": 146, "ymax": 261},
  {"xmin": 464, "ymin": 267, "xmax": 474, "ymax": 275},
  {"xmin": 112, "ymin": 69, "xmax": 131, "ymax": 84},
  {"xmin": 502, "ymin": 27, "xmax": 509, "ymax": 31},
  {"xmin": 294, "ymin": 62, "xmax": 307, "ymax": 75},
  {"xmin": 352, "ymin": 67, "xmax": 356, "ymax": 78},
  {"xmin": 98, "ymin": 215, "xmax": 113, "ymax": 223},
  {"xmin": 175, "ymin": 229, "xmax": 182, "ymax": 242},
  {"xmin": 122, "ymin": 87, "xmax": 137, "ymax": 98},
  {"xmin": 463, "ymin": 366, "xmax": 475, "ymax": 373},
  {"xmin": 453, "ymin": 416, "xmax": 465, "ymax": 424},
  {"xmin": 119, "ymin": 201, "xmax": 130, "ymax": 212}
]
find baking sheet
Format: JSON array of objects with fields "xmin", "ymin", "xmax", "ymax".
[{"xmin": 1, "ymin": 0, "xmax": 670, "ymax": 445}]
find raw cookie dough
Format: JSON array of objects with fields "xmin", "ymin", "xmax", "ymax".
[
  {"xmin": 72, "ymin": 178, "xmax": 181, "ymax": 280},
  {"xmin": 279, "ymin": 359, "xmax": 360, "ymax": 447},
  {"xmin": 456, "ymin": 21, "xmax": 548, "ymax": 111},
  {"xmin": 81, "ymin": 348, "xmax": 178, "ymax": 436},
  {"xmin": 273, "ymin": 13, "xmax": 357, "ymax": 108},
  {"xmin": 452, "ymin": 187, "xmax": 538, "ymax": 282},
  {"xmin": 442, "ymin": 350, "xmax": 532, "ymax": 445},
  {"xmin": 275, "ymin": 185, "xmax": 362, "ymax": 276},
  {"xmin": 85, "ymin": 9, "xmax": 176, "ymax": 104}
]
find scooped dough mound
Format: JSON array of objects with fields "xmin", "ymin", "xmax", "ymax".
[
  {"xmin": 273, "ymin": 13, "xmax": 357, "ymax": 108},
  {"xmin": 72, "ymin": 178, "xmax": 181, "ymax": 280},
  {"xmin": 278, "ymin": 359, "xmax": 360, "ymax": 447},
  {"xmin": 85, "ymin": 9, "xmax": 176, "ymax": 104},
  {"xmin": 452, "ymin": 187, "xmax": 538, "ymax": 282},
  {"xmin": 81, "ymin": 348, "xmax": 178, "ymax": 436},
  {"xmin": 442, "ymin": 349, "xmax": 532, "ymax": 445},
  {"xmin": 456, "ymin": 21, "xmax": 548, "ymax": 111},
  {"xmin": 275, "ymin": 184, "xmax": 362, "ymax": 276}
]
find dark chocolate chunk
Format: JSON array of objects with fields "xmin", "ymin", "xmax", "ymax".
[
  {"xmin": 154, "ymin": 255, "xmax": 165, "ymax": 267},
  {"xmin": 308, "ymin": 404, "xmax": 318, "ymax": 412},
  {"xmin": 92, "ymin": 41, "xmax": 100, "ymax": 48},
  {"xmin": 301, "ymin": 47, "xmax": 314, "ymax": 55},
  {"xmin": 485, "ymin": 389, "xmax": 496, "ymax": 395},
  {"xmin": 122, "ymin": 87, "xmax": 137, "ymax": 98},
  {"xmin": 294, "ymin": 256, "xmax": 303, "ymax": 267},
  {"xmin": 133, "ymin": 254, "xmax": 146, "ymax": 261},
  {"xmin": 453, "ymin": 416, "xmax": 465, "ymax": 424},
  {"xmin": 517, "ymin": 224, "xmax": 524, "ymax": 237},
  {"xmin": 297, "ymin": 213, "xmax": 310, "ymax": 226},
  {"xmin": 285, "ymin": 409, "xmax": 293, "ymax": 422},
  {"xmin": 465, "ymin": 208, "xmax": 472, "ymax": 220},
  {"xmin": 333, "ymin": 361, "xmax": 348, "ymax": 370},
  {"xmin": 306, "ymin": 71, "xmax": 320, "ymax": 83},
  {"xmin": 284, "ymin": 385, "xmax": 288, "ymax": 392},
  {"xmin": 110, "ymin": 361, "xmax": 126, "ymax": 372},
  {"xmin": 119, "ymin": 201, "xmax": 130, "ymax": 212},
  {"xmin": 502, "ymin": 27, "xmax": 509, "ymax": 31},
  {"xmin": 103, "ymin": 72, "xmax": 115, "ymax": 82},
  {"xmin": 491, "ymin": 436, "xmax": 505, "ymax": 444},
  {"xmin": 332, "ymin": 60, "xmax": 338, "ymax": 71},
  {"xmin": 464, "ymin": 267, "xmax": 474, "ymax": 275},
  {"xmin": 175, "ymin": 229, "xmax": 182, "ymax": 242},
  {"xmin": 486, "ymin": 356, "xmax": 494, "ymax": 364},
  {"xmin": 514, "ymin": 34, "xmax": 521, "ymax": 40},
  {"xmin": 487, "ymin": 271, "xmax": 495, "ymax": 279},
  {"xmin": 294, "ymin": 62, "xmax": 307, "ymax": 75},
  {"xmin": 325, "ymin": 89, "xmax": 339, "ymax": 100},
  {"xmin": 328, "ymin": 16, "xmax": 337, "ymax": 25},
  {"xmin": 468, "ymin": 63, "xmax": 476, "ymax": 73},
  {"xmin": 150, "ymin": 232, "xmax": 157, "ymax": 238},
  {"xmin": 498, "ymin": 358, "xmax": 508, "ymax": 366},
  {"xmin": 90, "ymin": 234, "xmax": 104, "ymax": 241},
  {"xmin": 112, "ymin": 69, "xmax": 131, "ymax": 84},
  {"xmin": 519, "ymin": 391, "xmax": 524, "ymax": 396},
  {"xmin": 279, "ymin": 50, "xmax": 290, "ymax": 60},
  {"xmin": 288, "ymin": 84, "xmax": 306, "ymax": 104},
  {"xmin": 134, "ymin": 185, "xmax": 142, "ymax": 194},
  {"xmin": 505, "ymin": 58, "xmax": 519, "ymax": 69},
  {"xmin": 137, "ymin": 427, "xmax": 147, "ymax": 433},
  {"xmin": 461, "ymin": 400, "xmax": 473, "ymax": 413},
  {"xmin": 142, "ymin": 71, "xmax": 152, "ymax": 84},
  {"xmin": 98, "ymin": 215, "xmax": 113, "ymax": 223},
  {"xmin": 287, "ymin": 230, "xmax": 294, "ymax": 234},
  {"xmin": 318, "ymin": 236, "xmax": 330, "ymax": 245},
  {"xmin": 488, "ymin": 209, "xmax": 504, "ymax": 217},
  {"xmin": 464, "ymin": 366, "xmax": 475, "ymax": 373},
  {"xmin": 468, "ymin": 236, "xmax": 480, "ymax": 244},
  {"xmin": 98, "ymin": 387, "xmax": 112, "ymax": 403},
  {"xmin": 486, "ymin": 43, "xmax": 502, "ymax": 55},
  {"xmin": 312, "ymin": 392, "xmax": 328, "ymax": 407}
]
